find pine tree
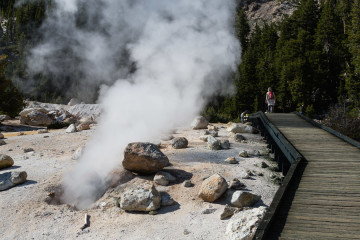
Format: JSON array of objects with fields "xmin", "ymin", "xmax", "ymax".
[{"xmin": 235, "ymin": 9, "xmax": 250, "ymax": 55}]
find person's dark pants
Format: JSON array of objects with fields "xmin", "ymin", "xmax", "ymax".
[{"xmin": 268, "ymin": 105, "xmax": 274, "ymax": 113}]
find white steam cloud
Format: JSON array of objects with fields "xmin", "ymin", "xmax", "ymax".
[{"xmin": 29, "ymin": 0, "xmax": 240, "ymax": 209}]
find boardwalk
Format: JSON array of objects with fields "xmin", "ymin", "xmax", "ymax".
[{"xmin": 264, "ymin": 113, "xmax": 360, "ymax": 240}]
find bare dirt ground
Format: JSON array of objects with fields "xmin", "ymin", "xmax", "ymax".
[{"xmin": 0, "ymin": 121, "xmax": 279, "ymax": 240}]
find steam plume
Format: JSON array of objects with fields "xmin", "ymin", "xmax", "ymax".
[{"xmin": 29, "ymin": 0, "xmax": 241, "ymax": 209}]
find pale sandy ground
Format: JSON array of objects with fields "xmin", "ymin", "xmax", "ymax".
[{"xmin": 0, "ymin": 122, "xmax": 280, "ymax": 240}]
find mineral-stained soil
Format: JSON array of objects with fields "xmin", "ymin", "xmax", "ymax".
[{"xmin": 0, "ymin": 121, "xmax": 280, "ymax": 240}]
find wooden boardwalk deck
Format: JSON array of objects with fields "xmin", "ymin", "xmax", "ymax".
[{"xmin": 264, "ymin": 113, "xmax": 360, "ymax": 240}]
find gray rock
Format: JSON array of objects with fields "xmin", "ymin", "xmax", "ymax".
[
  {"xmin": 252, "ymin": 150, "xmax": 261, "ymax": 156},
  {"xmin": 225, "ymin": 157, "xmax": 238, "ymax": 164},
  {"xmin": 240, "ymin": 171, "xmax": 250, "ymax": 179},
  {"xmin": 227, "ymin": 123, "xmax": 256, "ymax": 134},
  {"xmin": 234, "ymin": 134, "xmax": 246, "ymax": 142},
  {"xmin": 202, "ymin": 208, "xmax": 217, "ymax": 214},
  {"xmin": 183, "ymin": 180, "xmax": 193, "ymax": 187},
  {"xmin": 208, "ymin": 125, "xmax": 219, "ymax": 131},
  {"xmin": 229, "ymin": 178, "xmax": 244, "ymax": 190},
  {"xmin": 119, "ymin": 185, "xmax": 161, "ymax": 212},
  {"xmin": 207, "ymin": 136, "xmax": 221, "ymax": 150},
  {"xmin": 231, "ymin": 191, "xmax": 260, "ymax": 208},
  {"xmin": 198, "ymin": 173, "xmax": 228, "ymax": 202},
  {"xmin": 221, "ymin": 140, "xmax": 230, "ymax": 149},
  {"xmin": 191, "ymin": 116, "xmax": 209, "ymax": 130},
  {"xmin": 239, "ymin": 150, "xmax": 249, "ymax": 158},
  {"xmin": 220, "ymin": 204, "xmax": 239, "ymax": 220},
  {"xmin": 0, "ymin": 154, "xmax": 14, "ymax": 169},
  {"xmin": 171, "ymin": 137, "xmax": 188, "ymax": 149},
  {"xmin": 72, "ymin": 146, "xmax": 85, "ymax": 160},
  {"xmin": 208, "ymin": 130, "xmax": 218, "ymax": 137},
  {"xmin": 0, "ymin": 171, "xmax": 27, "ymax": 191},
  {"xmin": 23, "ymin": 148, "xmax": 34, "ymax": 153},
  {"xmin": 0, "ymin": 140, "xmax": 6, "ymax": 146},
  {"xmin": 122, "ymin": 142, "xmax": 169, "ymax": 174},
  {"xmin": 66, "ymin": 124, "xmax": 77, "ymax": 133},
  {"xmin": 154, "ymin": 174, "xmax": 169, "ymax": 186},
  {"xmin": 225, "ymin": 206, "xmax": 266, "ymax": 240}
]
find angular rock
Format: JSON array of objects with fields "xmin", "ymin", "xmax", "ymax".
[
  {"xmin": 234, "ymin": 134, "xmax": 246, "ymax": 142},
  {"xmin": 207, "ymin": 136, "xmax": 221, "ymax": 150},
  {"xmin": 0, "ymin": 154, "xmax": 14, "ymax": 169},
  {"xmin": 19, "ymin": 108, "xmax": 54, "ymax": 126},
  {"xmin": 161, "ymin": 192, "xmax": 175, "ymax": 206},
  {"xmin": 240, "ymin": 171, "xmax": 250, "ymax": 179},
  {"xmin": 119, "ymin": 185, "xmax": 161, "ymax": 212},
  {"xmin": 221, "ymin": 140, "xmax": 230, "ymax": 149},
  {"xmin": 225, "ymin": 157, "xmax": 238, "ymax": 164},
  {"xmin": 252, "ymin": 150, "xmax": 261, "ymax": 156},
  {"xmin": 260, "ymin": 161, "xmax": 269, "ymax": 168},
  {"xmin": 23, "ymin": 148, "xmax": 34, "ymax": 153},
  {"xmin": 225, "ymin": 206, "xmax": 266, "ymax": 240},
  {"xmin": 202, "ymin": 208, "xmax": 217, "ymax": 214},
  {"xmin": 66, "ymin": 124, "xmax": 77, "ymax": 133},
  {"xmin": 0, "ymin": 171, "xmax": 27, "ymax": 191},
  {"xmin": 239, "ymin": 150, "xmax": 249, "ymax": 158},
  {"xmin": 220, "ymin": 204, "xmax": 240, "ymax": 220},
  {"xmin": 122, "ymin": 142, "xmax": 169, "ymax": 174},
  {"xmin": 231, "ymin": 191, "xmax": 260, "ymax": 208},
  {"xmin": 72, "ymin": 146, "xmax": 85, "ymax": 160},
  {"xmin": 229, "ymin": 178, "xmax": 244, "ymax": 190},
  {"xmin": 208, "ymin": 130, "xmax": 218, "ymax": 137},
  {"xmin": 191, "ymin": 116, "xmax": 209, "ymax": 130},
  {"xmin": 171, "ymin": 137, "xmax": 188, "ymax": 149},
  {"xmin": 198, "ymin": 173, "xmax": 228, "ymax": 202}
]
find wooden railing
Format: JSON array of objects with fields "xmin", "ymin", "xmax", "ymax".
[{"xmin": 248, "ymin": 112, "xmax": 304, "ymax": 240}]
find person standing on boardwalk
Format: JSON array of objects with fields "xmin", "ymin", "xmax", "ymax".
[{"xmin": 265, "ymin": 87, "xmax": 276, "ymax": 113}]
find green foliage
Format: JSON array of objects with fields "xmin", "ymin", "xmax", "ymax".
[{"xmin": 0, "ymin": 58, "xmax": 24, "ymax": 117}]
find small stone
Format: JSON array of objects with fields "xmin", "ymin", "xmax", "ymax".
[
  {"xmin": 208, "ymin": 130, "xmax": 218, "ymax": 137},
  {"xmin": 72, "ymin": 146, "xmax": 85, "ymax": 160},
  {"xmin": 183, "ymin": 229, "xmax": 190, "ymax": 235},
  {"xmin": 225, "ymin": 157, "xmax": 238, "ymax": 164},
  {"xmin": 17, "ymin": 132, "xmax": 25, "ymax": 136},
  {"xmin": 207, "ymin": 136, "xmax": 221, "ymax": 150},
  {"xmin": 171, "ymin": 137, "xmax": 188, "ymax": 149},
  {"xmin": 220, "ymin": 204, "xmax": 240, "ymax": 220},
  {"xmin": 261, "ymin": 162, "xmax": 269, "ymax": 168},
  {"xmin": 252, "ymin": 150, "xmax": 261, "ymax": 156},
  {"xmin": 239, "ymin": 150, "xmax": 248, "ymax": 158},
  {"xmin": 269, "ymin": 165, "xmax": 280, "ymax": 172},
  {"xmin": 229, "ymin": 178, "xmax": 244, "ymax": 190},
  {"xmin": 183, "ymin": 180, "xmax": 193, "ymax": 187},
  {"xmin": 23, "ymin": 148, "xmax": 35, "ymax": 153},
  {"xmin": 43, "ymin": 136, "xmax": 49, "ymax": 138},
  {"xmin": 221, "ymin": 140, "xmax": 230, "ymax": 149},
  {"xmin": 191, "ymin": 116, "xmax": 209, "ymax": 130},
  {"xmin": 78, "ymin": 123, "xmax": 90, "ymax": 131},
  {"xmin": 240, "ymin": 171, "xmax": 250, "ymax": 179},
  {"xmin": 208, "ymin": 125, "xmax": 219, "ymax": 131},
  {"xmin": 234, "ymin": 134, "xmax": 246, "ymax": 142},
  {"xmin": 0, "ymin": 140, "xmax": 6, "ymax": 146},
  {"xmin": 154, "ymin": 174, "xmax": 169, "ymax": 186},
  {"xmin": 0, "ymin": 154, "xmax": 14, "ymax": 169},
  {"xmin": 37, "ymin": 129, "xmax": 48, "ymax": 134},
  {"xmin": 245, "ymin": 169, "xmax": 253, "ymax": 176},
  {"xmin": 0, "ymin": 133, "xmax": 4, "ymax": 139},
  {"xmin": 202, "ymin": 208, "xmax": 217, "ymax": 214},
  {"xmin": 66, "ymin": 124, "xmax": 77, "ymax": 133},
  {"xmin": 148, "ymin": 211, "xmax": 157, "ymax": 215}
]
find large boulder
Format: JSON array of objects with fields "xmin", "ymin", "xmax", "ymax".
[
  {"xmin": 227, "ymin": 123, "xmax": 255, "ymax": 134},
  {"xmin": 119, "ymin": 185, "xmax": 161, "ymax": 212},
  {"xmin": 0, "ymin": 154, "xmax": 14, "ymax": 169},
  {"xmin": 122, "ymin": 142, "xmax": 169, "ymax": 174},
  {"xmin": 191, "ymin": 116, "xmax": 209, "ymax": 130},
  {"xmin": 231, "ymin": 191, "xmax": 260, "ymax": 208},
  {"xmin": 0, "ymin": 171, "xmax": 27, "ymax": 191},
  {"xmin": 171, "ymin": 137, "xmax": 188, "ymax": 149},
  {"xmin": 198, "ymin": 173, "xmax": 228, "ymax": 202},
  {"xmin": 225, "ymin": 206, "xmax": 266, "ymax": 240},
  {"xmin": 19, "ymin": 108, "xmax": 54, "ymax": 126}
]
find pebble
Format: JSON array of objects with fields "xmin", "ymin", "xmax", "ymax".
[{"xmin": 183, "ymin": 180, "xmax": 193, "ymax": 187}]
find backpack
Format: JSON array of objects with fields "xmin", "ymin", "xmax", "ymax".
[{"xmin": 268, "ymin": 92, "xmax": 274, "ymax": 99}]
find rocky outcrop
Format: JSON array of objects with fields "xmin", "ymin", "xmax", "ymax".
[
  {"xmin": 171, "ymin": 137, "xmax": 188, "ymax": 149},
  {"xmin": 0, "ymin": 171, "xmax": 27, "ymax": 191},
  {"xmin": 225, "ymin": 206, "xmax": 266, "ymax": 240},
  {"xmin": 0, "ymin": 154, "xmax": 14, "ymax": 169},
  {"xmin": 198, "ymin": 173, "xmax": 228, "ymax": 202},
  {"xmin": 191, "ymin": 116, "xmax": 208, "ymax": 130},
  {"xmin": 231, "ymin": 191, "xmax": 260, "ymax": 208},
  {"xmin": 122, "ymin": 142, "xmax": 169, "ymax": 174},
  {"xmin": 119, "ymin": 185, "xmax": 161, "ymax": 212}
]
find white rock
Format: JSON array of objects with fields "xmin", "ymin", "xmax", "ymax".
[
  {"xmin": 72, "ymin": 146, "xmax": 85, "ymax": 160},
  {"xmin": 231, "ymin": 191, "xmax": 260, "ymax": 208},
  {"xmin": 225, "ymin": 206, "xmax": 266, "ymax": 240},
  {"xmin": 66, "ymin": 124, "xmax": 77, "ymax": 133},
  {"xmin": 191, "ymin": 116, "xmax": 209, "ymax": 130},
  {"xmin": 120, "ymin": 185, "xmax": 161, "ymax": 212}
]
